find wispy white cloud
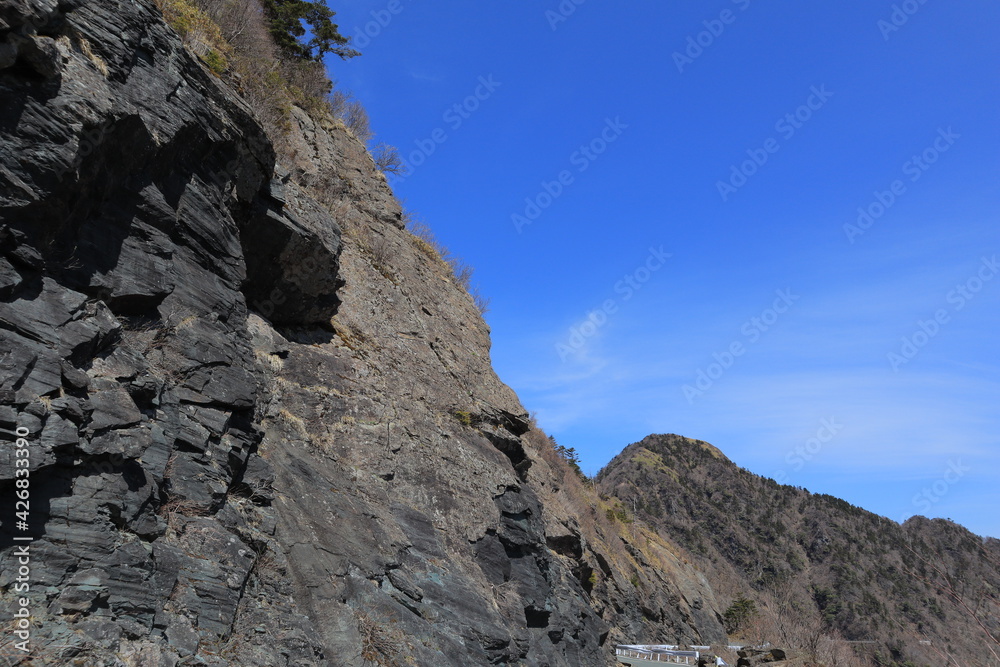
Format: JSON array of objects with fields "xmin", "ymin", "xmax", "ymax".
[
  {"xmin": 501, "ymin": 264, "xmax": 1000, "ymax": 538},
  {"xmin": 407, "ymin": 69, "xmax": 445, "ymax": 84}
]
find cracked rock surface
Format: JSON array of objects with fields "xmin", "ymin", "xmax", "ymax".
[{"xmin": 0, "ymin": 1, "xmax": 725, "ymax": 664}]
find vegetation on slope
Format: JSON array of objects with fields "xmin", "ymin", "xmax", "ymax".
[
  {"xmin": 155, "ymin": 0, "xmax": 358, "ymax": 145},
  {"xmin": 597, "ymin": 433, "xmax": 1000, "ymax": 666}
]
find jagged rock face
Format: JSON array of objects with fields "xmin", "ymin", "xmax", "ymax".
[
  {"xmin": 1, "ymin": 0, "xmax": 336, "ymax": 663},
  {"xmin": 241, "ymin": 79, "xmax": 616, "ymax": 667},
  {"xmin": 1, "ymin": 1, "xmax": 728, "ymax": 665}
]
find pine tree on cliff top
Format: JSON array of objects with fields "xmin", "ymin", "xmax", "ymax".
[{"xmin": 261, "ymin": 0, "xmax": 359, "ymax": 61}]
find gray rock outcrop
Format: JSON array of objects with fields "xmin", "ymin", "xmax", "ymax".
[{"xmin": 0, "ymin": 1, "xmax": 726, "ymax": 665}]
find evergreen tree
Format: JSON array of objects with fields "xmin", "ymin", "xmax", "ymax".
[
  {"xmin": 261, "ymin": 0, "xmax": 359, "ymax": 61},
  {"xmin": 550, "ymin": 436, "xmax": 587, "ymax": 481},
  {"xmin": 723, "ymin": 595, "xmax": 758, "ymax": 634}
]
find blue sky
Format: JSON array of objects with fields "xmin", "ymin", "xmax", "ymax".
[{"xmin": 326, "ymin": 1, "xmax": 1000, "ymax": 538}]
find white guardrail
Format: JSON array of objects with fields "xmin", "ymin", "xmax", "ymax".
[
  {"xmin": 615, "ymin": 646, "xmax": 698, "ymax": 664},
  {"xmin": 615, "ymin": 645, "xmax": 737, "ymax": 666}
]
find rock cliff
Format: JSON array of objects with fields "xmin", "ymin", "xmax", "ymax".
[{"xmin": 0, "ymin": 1, "xmax": 727, "ymax": 664}]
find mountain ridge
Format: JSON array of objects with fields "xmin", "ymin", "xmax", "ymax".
[{"xmin": 598, "ymin": 433, "xmax": 1000, "ymax": 666}]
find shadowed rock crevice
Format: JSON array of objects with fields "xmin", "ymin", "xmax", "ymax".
[
  {"xmin": 239, "ymin": 176, "xmax": 343, "ymax": 327},
  {"xmin": 525, "ymin": 605, "xmax": 551, "ymax": 628}
]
